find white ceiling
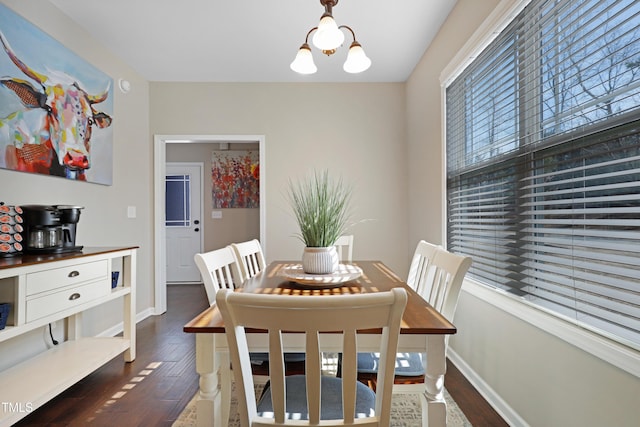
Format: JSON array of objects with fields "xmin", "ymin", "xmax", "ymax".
[{"xmin": 47, "ymin": 0, "xmax": 457, "ymax": 83}]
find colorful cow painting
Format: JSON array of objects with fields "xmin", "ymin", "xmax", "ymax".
[{"xmin": 0, "ymin": 5, "xmax": 113, "ymax": 184}]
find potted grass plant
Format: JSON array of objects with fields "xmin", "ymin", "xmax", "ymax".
[{"xmin": 288, "ymin": 170, "xmax": 352, "ymax": 274}]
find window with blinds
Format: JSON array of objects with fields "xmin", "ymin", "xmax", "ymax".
[{"xmin": 446, "ymin": 0, "xmax": 640, "ymax": 349}]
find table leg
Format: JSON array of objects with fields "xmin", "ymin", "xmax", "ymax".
[
  {"xmin": 424, "ymin": 335, "xmax": 447, "ymax": 427},
  {"xmin": 123, "ymin": 251, "xmax": 136, "ymax": 362},
  {"xmin": 195, "ymin": 334, "xmax": 221, "ymax": 427},
  {"xmin": 219, "ymin": 351, "xmax": 231, "ymax": 426}
]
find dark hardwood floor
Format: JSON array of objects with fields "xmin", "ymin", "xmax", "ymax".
[
  {"xmin": 15, "ymin": 284, "xmax": 507, "ymax": 426},
  {"xmin": 445, "ymin": 359, "xmax": 508, "ymax": 426}
]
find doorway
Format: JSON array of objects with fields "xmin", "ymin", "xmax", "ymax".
[
  {"xmin": 153, "ymin": 135, "xmax": 266, "ymax": 314},
  {"xmin": 165, "ymin": 162, "xmax": 203, "ymax": 283}
]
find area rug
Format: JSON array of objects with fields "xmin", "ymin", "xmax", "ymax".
[{"xmin": 172, "ymin": 382, "xmax": 471, "ymax": 427}]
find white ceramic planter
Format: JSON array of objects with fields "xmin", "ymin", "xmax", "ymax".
[{"xmin": 302, "ymin": 246, "xmax": 339, "ymax": 274}]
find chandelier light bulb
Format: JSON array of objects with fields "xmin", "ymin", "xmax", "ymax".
[
  {"xmin": 343, "ymin": 42, "xmax": 371, "ymax": 74},
  {"xmin": 290, "ymin": 44, "xmax": 318, "ymax": 74},
  {"xmin": 312, "ymin": 15, "xmax": 344, "ymax": 51}
]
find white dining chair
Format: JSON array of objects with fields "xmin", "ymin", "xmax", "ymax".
[
  {"xmin": 230, "ymin": 238, "xmax": 306, "ymax": 369},
  {"xmin": 193, "ymin": 246, "xmax": 243, "ymax": 306},
  {"xmin": 216, "ymin": 287, "xmax": 407, "ymax": 426},
  {"xmin": 347, "ymin": 240, "xmax": 439, "ymax": 377},
  {"xmin": 356, "ymin": 245, "xmax": 472, "ymax": 386},
  {"xmin": 419, "ymin": 247, "xmax": 472, "ymax": 322},
  {"xmin": 334, "ymin": 234, "xmax": 354, "ymax": 262},
  {"xmin": 231, "ymin": 239, "xmax": 266, "ymax": 282},
  {"xmin": 195, "ymin": 245, "xmax": 305, "ymax": 424}
]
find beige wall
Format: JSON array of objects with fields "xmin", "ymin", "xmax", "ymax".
[
  {"xmin": 0, "ymin": 0, "xmax": 151, "ymax": 369},
  {"xmin": 406, "ymin": 0, "xmax": 640, "ymax": 426},
  {"xmin": 151, "ymin": 83, "xmax": 410, "ymax": 274},
  {"xmin": 166, "ymin": 143, "xmax": 260, "ymax": 251}
]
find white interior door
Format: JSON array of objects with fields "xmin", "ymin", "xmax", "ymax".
[{"xmin": 166, "ymin": 163, "xmax": 203, "ymax": 283}]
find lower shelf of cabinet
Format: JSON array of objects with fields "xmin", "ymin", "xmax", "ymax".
[{"xmin": 0, "ymin": 337, "xmax": 131, "ymax": 426}]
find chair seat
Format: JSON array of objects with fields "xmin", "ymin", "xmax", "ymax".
[
  {"xmin": 357, "ymin": 352, "xmax": 424, "ymax": 376},
  {"xmin": 256, "ymin": 375, "xmax": 376, "ymax": 420},
  {"xmin": 250, "ymin": 352, "xmax": 307, "ymax": 364}
]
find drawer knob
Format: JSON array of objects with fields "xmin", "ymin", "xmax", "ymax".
[
  {"xmin": 69, "ymin": 293, "xmax": 81, "ymax": 301},
  {"xmin": 68, "ymin": 270, "xmax": 80, "ymax": 278}
]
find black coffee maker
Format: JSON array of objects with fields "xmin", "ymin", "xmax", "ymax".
[{"xmin": 21, "ymin": 205, "xmax": 84, "ymax": 254}]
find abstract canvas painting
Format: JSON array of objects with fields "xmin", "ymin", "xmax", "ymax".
[
  {"xmin": 0, "ymin": 4, "xmax": 114, "ymax": 185},
  {"xmin": 211, "ymin": 151, "xmax": 259, "ymax": 208}
]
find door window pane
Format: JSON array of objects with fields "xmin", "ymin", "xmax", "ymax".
[{"xmin": 166, "ymin": 174, "xmax": 191, "ymax": 227}]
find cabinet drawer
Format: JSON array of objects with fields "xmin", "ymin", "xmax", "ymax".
[
  {"xmin": 26, "ymin": 280, "xmax": 109, "ymax": 322},
  {"xmin": 26, "ymin": 260, "xmax": 108, "ymax": 296}
]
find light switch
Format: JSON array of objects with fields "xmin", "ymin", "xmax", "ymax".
[
  {"xmin": 127, "ymin": 206, "xmax": 137, "ymax": 218},
  {"xmin": 211, "ymin": 210, "xmax": 222, "ymax": 219}
]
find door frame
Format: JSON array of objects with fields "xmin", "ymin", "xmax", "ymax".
[
  {"xmin": 165, "ymin": 161, "xmax": 204, "ymax": 284},
  {"xmin": 153, "ymin": 135, "xmax": 266, "ymax": 314}
]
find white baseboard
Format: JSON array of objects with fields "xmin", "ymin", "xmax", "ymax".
[
  {"xmin": 448, "ymin": 349, "xmax": 529, "ymax": 427},
  {"xmin": 98, "ymin": 307, "xmax": 155, "ymax": 338}
]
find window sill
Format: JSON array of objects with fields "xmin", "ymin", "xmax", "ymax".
[{"xmin": 462, "ymin": 278, "xmax": 640, "ymax": 378}]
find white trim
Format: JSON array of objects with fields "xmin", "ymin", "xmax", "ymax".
[
  {"xmin": 440, "ymin": 85, "xmax": 448, "ymax": 245},
  {"xmin": 448, "ymin": 348, "xmax": 530, "ymax": 427},
  {"xmin": 462, "ymin": 279, "xmax": 640, "ymax": 378},
  {"xmin": 439, "ymin": 0, "xmax": 531, "ymax": 87},
  {"xmin": 153, "ymin": 137, "xmax": 168, "ymax": 315},
  {"xmin": 153, "ymin": 135, "xmax": 266, "ymax": 315}
]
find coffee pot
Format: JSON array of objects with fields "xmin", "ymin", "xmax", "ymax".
[{"xmin": 21, "ymin": 205, "xmax": 84, "ymax": 254}]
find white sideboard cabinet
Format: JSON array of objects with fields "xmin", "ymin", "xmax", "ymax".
[{"xmin": 0, "ymin": 247, "xmax": 137, "ymax": 426}]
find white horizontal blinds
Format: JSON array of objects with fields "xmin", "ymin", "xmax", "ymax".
[
  {"xmin": 534, "ymin": 0, "xmax": 640, "ymax": 146},
  {"xmin": 522, "ymin": 124, "xmax": 640, "ymax": 344},
  {"xmin": 446, "ymin": 0, "xmax": 640, "ymax": 348},
  {"xmin": 446, "ymin": 16, "xmax": 523, "ymax": 293},
  {"xmin": 446, "ymin": 18, "xmax": 520, "ymax": 171},
  {"xmin": 447, "ymin": 162, "xmax": 520, "ymax": 291}
]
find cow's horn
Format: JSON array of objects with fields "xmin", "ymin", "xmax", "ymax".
[
  {"xmin": 0, "ymin": 31, "xmax": 47, "ymax": 85},
  {"xmin": 87, "ymin": 81, "xmax": 111, "ymax": 104}
]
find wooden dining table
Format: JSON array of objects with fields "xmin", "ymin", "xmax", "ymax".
[{"xmin": 183, "ymin": 260, "xmax": 456, "ymax": 427}]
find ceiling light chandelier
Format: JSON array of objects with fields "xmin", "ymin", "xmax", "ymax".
[{"xmin": 290, "ymin": 0, "xmax": 371, "ymax": 75}]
